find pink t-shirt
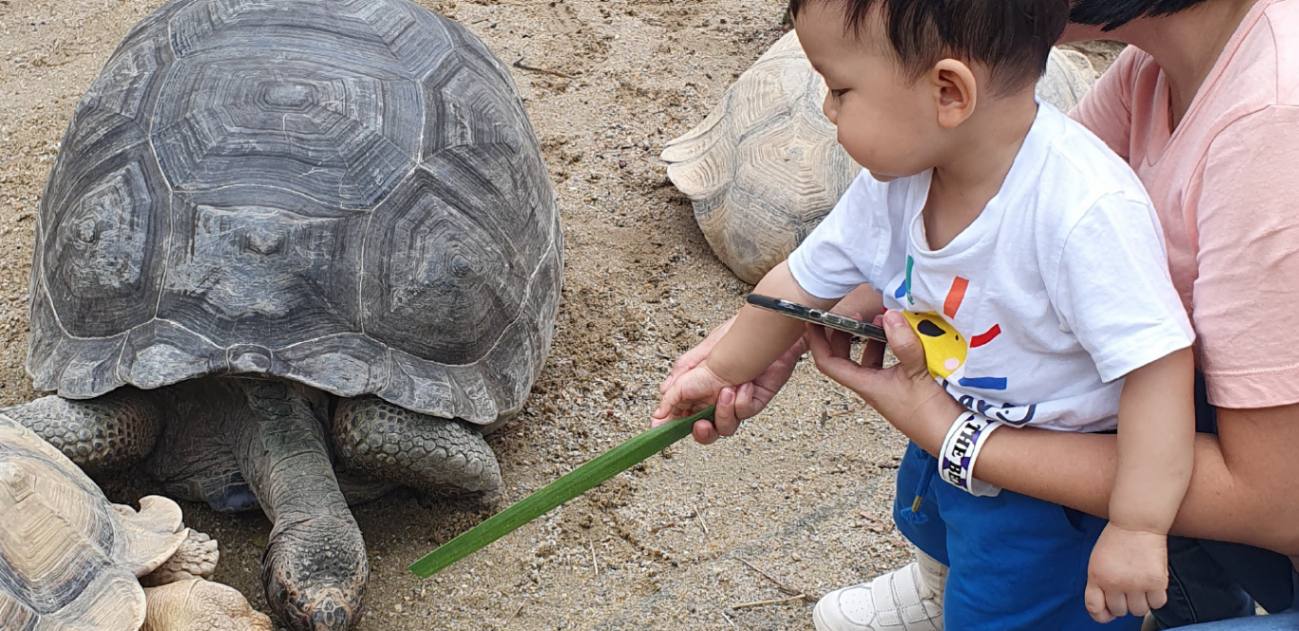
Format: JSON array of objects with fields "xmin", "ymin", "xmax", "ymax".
[{"xmin": 1073, "ymin": 0, "xmax": 1299, "ymax": 409}]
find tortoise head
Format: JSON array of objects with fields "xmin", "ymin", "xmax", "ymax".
[{"xmin": 262, "ymin": 515, "xmax": 368, "ymax": 631}]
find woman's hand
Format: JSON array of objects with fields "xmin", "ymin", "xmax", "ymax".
[
  {"xmin": 804, "ymin": 310, "xmax": 960, "ymax": 451},
  {"xmin": 656, "ymin": 315, "xmax": 806, "ymax": 444}
]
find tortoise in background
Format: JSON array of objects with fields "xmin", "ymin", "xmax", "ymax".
[
  {"xmin": 0, "ymin": 412, "xmax": 271, "ymax": 630},
  {"xmin": 6, "ymin": 0, "xmax": 562, "ymax": 628},
  {"xmin": 662, "ymin": 30, "xmax": 1098, "ymax": 283}
]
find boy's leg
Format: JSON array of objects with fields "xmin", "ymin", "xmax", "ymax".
[
  {"xmin": 936, "ymin": 483, "xmax": 1142, "ymax": 631},
  {"xmin": 892, "ymin": 442, "xmax": 949, "ymax": 564},
  {"xmin": 813, "ymin": 442, "xmax": 950, "ymax": 631}
]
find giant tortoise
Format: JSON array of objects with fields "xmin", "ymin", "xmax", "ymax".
[
  {"xmin": 662, "ymin": 30, "xmax": 1099, "ymax": 283},
  {"xmin": 0, "ymin": 412, "xmax": 271, "ymax": 630},
  {"xmin": 5, "ymin": 0, "xmax": 562, "ymax": 629}
]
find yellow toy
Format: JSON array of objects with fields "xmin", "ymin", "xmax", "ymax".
[
  {"xmin": 902, "ymin": 311, "xmax": 968, "ymax": 380},
  {"xmin": 898, "ymin": 274, "xmax": 1006, "ymax": 391}
]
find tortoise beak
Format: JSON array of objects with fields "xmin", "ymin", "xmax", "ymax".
[
  {"xmin": 305, "ymin": 590, "xmax": 357, "ymax": 630},
  {"xmin": 268, "ymin": 581, "xmax": 363, "ymax": 631}
]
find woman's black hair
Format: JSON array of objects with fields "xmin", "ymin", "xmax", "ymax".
[{"xmin": 1069, "ymin": 0, "xmax": 1212, "ymax": 30}]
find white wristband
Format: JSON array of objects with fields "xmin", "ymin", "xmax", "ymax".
[{"xmin": 939, "ymin": 411, "xmax": 1004, "ymax": 497}]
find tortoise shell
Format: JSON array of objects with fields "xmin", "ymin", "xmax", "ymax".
[
  {"xmin": 0, "ymin": 413, "xmax": 189, "ymax": 630},
  {"xmin": 27, "ymin": 0, "xmax": 562, "ymax": 426},
  {"xmin": 661, "ymin": 30, "xmax": 1097, "ymax": 284}
]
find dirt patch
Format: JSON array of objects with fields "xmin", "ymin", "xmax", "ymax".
[{"xmin": 0, "ymin": 1, "xmax": 1123, "ymax": 629}]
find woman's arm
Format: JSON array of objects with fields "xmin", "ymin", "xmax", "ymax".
[
  {"xmin": 971, "ymin": 404, "xmax": 1299, "ymax": 556},
  {"xmin": 810, "ymin": 314, "xmax": 1299, "ymax": 557}
]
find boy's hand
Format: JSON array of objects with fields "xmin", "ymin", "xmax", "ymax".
[
  {"xmin": 1084, "ymin": 523, "xmax": 1169, "ymax": 623},
  {"xmin": 657, "ymin": 315, "xmax": 806, "ymax": 444},
  {"xmin": 652, "ymin": 364, "xmax": 733, "ymax": 429}
]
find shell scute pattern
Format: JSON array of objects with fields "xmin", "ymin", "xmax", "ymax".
[
  {"xmin": 83, "ymin": 31, "xmax": 173, "ymax": 124},
  {"xmin": 39, "ymin": 113, "xmax": 170, "ymax": 341},
  {"xmin": 158, "ymin": 202, "xmax": 367, "ymax": 344},
  {"xmin": 0, "ymin": 415, "xmax": 180, "ymax": 630},
  {"xmin": 0, "ymin": 412, "xmax": 260, "ymax": 629},
  {"xmin": 149, "ymin": 60, "xmax": 419, "ymax": 209},
  {"xmin": 362, "ymin": 169, "xmax": 521, "ymax": 363},
  {"xmin": 661, "ymin": 31, "xmax": 852, "ymax": 284},
  {"xmin": 30, "ymin": 0, "xmax": 562, "ymax": 426}
]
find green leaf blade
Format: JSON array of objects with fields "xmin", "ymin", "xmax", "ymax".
[{"xmin": 409, "ymin": 406, "xmax": 714, "ymax": 578}]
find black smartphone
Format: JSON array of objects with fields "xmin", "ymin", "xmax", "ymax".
[{"xmin": 745, "ymin": 294, "xmax": 888, "ymax": 343}]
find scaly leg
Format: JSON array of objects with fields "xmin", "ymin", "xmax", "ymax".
[
  {"xmin": 1, "ymin": 390, "xmax": 162, "ymax": 474},
  {"xmin": 141, "ymin": 529, "xmax": 219, "ymax": 587},
  {"xmin": 143, "ymin": 579, "xmax": 273, "ymax": 631},
  {"xmin": 332, "ymin": 397, "xmax": 501, "ymax": 496}
]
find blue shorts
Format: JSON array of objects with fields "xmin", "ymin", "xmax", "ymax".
[{"xmin": 892, "ymin": 442, "xmax": 1142, "ymax": 631}]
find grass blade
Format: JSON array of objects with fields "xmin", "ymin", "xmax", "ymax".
[{"xmin": 409, "ymin": 406, "xmax": 715, "ymax": 578}]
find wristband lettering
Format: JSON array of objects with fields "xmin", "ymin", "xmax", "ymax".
[{"xmin": 939, "ymin": 411, "xmax": 1003, "ymax": 497}]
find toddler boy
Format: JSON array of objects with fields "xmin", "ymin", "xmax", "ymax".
[{"xmin": 653, "ymin": 1, "xmax": 1196, "ymax": 629}]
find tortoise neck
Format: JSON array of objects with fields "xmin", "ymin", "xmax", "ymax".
[{"xmin": 225, "ymin": 378, "xmax": 346, "ymax": 524}]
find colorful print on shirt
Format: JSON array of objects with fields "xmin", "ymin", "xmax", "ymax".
[{"xmin": 898, "ymin": 269, "xmax": 1007, "ymax": 391}]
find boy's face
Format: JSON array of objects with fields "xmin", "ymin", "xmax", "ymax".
[{"xmin": 794, "ymin": 2, "xmax": 944, "ymax": 180}]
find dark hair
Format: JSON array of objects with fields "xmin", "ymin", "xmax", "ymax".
[
  {"xmin": 787, "ymin": 0, "xmax": 1070, "ymax": 94},
  {"xmin": 1069, "ymin": 0, "xmax": 1211, "ymax": 30}
]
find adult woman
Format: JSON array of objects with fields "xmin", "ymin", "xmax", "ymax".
[{"xmin": 662, "ymin": 0, "xmax": 1299, "ymax": 627}]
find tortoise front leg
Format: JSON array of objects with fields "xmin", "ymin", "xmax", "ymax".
[
  {"xmin": 332, "ymin": 398, "xmax": 502, "ymax": 497},
  {"xmin": 0, "ymin": 391, "xmax": 162, "ymax": 474},
  {"xmin": 140, "ymin": 529, "xmax": 219, "ymax": 587},
  {"xmin": 143, "ymin": 579, "xmax": 273, "ymax": 631}
]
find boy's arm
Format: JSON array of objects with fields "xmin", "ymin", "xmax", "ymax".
[
  {"xmin": 705, "ymin": 261, "xmax": 837, "ymax": 385},
  {"xmin": 657, "ymin": 282, "xmax": 884, "ymax": 442},
  {"xmin": 655, "ymin": 169, "xmax": 885, "ymax": 427},
  {"xmin": 1110, "ymin": 347, "xmax": 1195, "ymax": 535},
  {"xmin": 707, "ymin": 169, "xmax": 885, "ymax": 385},
  {"xmin": 661, "ymin": 283, "xmax": 884, "ymax": 394},
  {"xmin": 651, "ymin": 261, "xmax": 840, "ymax": 423},
  {"xmin": 1034, "ymin": 190, "xmax": 1197, "ymax": 521},
  {"xmin": 1085, "ymin": 347, "xmax": 1194, "ymax": 622}
]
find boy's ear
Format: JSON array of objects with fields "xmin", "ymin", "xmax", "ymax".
[{"xmin": 928, "ymin": 59, "xmax": 978, "ymax": 129}]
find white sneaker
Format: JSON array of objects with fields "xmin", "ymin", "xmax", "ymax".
[{"xmin": 813, "ymin": 551, "xmax": 947, "ymax": 631}]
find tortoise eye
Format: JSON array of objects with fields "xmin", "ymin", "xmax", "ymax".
[{"xmin": 917, "ymin": 320, "xmax": 945, "ymax": 337}]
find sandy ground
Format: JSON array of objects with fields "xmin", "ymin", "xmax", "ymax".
[{"xmin": 0, "ymin": 1, "xmax": 1121, "ymax": 629}]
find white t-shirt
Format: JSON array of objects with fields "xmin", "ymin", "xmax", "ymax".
[{"xmin": 789, "ymin": 103, "xmax": 1194, "ymax": 433}]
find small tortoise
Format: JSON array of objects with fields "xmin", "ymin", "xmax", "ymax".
[
  {"xmin": 8, "ymin": 0, "xmax": 561, "ymax": 629},
  {"xmin": 0, "ymin": 412, "xmax": 271, "ymax": 631},
  {"xmin": 662, "ymin": 31, "xmax": 1098, "ymax": 283}
]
